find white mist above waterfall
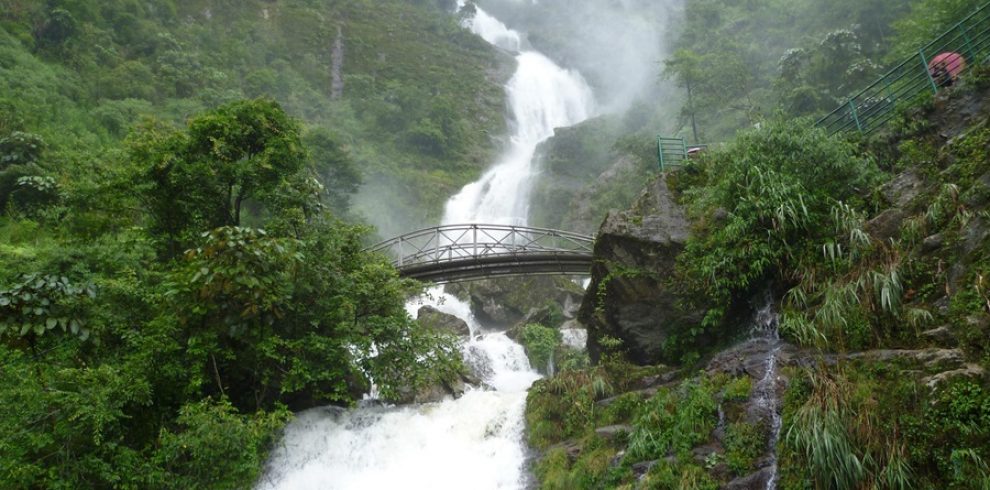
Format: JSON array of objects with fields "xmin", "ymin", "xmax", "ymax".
[{"xmin": 259, "ymin": 4, "xmax": 595, "ymax": 490}]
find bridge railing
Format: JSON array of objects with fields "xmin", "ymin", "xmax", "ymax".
[
  {"xmin": 368, "ymin": 224, "xmax": 594, "ymax": 269},
  {"xmin": 818, "ymin": 2, "xmax": 990, "ymax": 135}
]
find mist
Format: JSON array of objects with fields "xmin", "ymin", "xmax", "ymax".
[{"xmin": 475, "ymin": 0, "xmax": 685, "ymax": 114}]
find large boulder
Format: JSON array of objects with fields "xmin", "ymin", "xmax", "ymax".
[
  {"xmin": 578, "ymin": 175, "xmax": 705, "ymax": 365},
  {"xmin": 389, "ymin": 372, "xmax": 478, "ymax": 405},
  {"xmin": 447, "ymin": 276, "xmax": 584, "ymax": 328},
  {"xmin": 880, "ymin": 170, "xmax": 924, "ymax": 208},
  {"xmin": 417, "ymin": 306, "xmax": 471, "ymax": 337}
]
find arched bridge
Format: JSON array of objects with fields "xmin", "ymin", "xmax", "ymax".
[{"xmin": 368, "ymin": 224, "xmax": 595, "ymax": 283}]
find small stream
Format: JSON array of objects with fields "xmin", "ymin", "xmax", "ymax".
[{"xmin": 751, "ymin": 300, "xmax": 783, "ymax": 490}]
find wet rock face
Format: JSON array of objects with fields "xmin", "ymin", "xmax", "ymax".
[
  {"xmin": 578, "ymin": 175, "xmax": 705, "ymax": 365},
  {"xmin": 389, "ymin": 372, "xmax": 477, "ymax": 405},
  {"xmin": 707, "ymin": 340, "xmax": 798, "ymax": 381},
  {"xmin": 417, "ymin": 306, "xmax": 471, "ymax": 337},
  {"xmin": 447, "ymin": 276, "xmax": 584, "ymax": 328},
  {"xmin": 725, "ymin": 467, "xmax": 774, "ymax": 490},
  {"xmin": 880, "ymin": 170, "xmax": 924, "ymax": 208}
]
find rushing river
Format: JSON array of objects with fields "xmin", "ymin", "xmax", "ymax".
[
  {"xmin": 258, "ymin": 4, "xmax": 595, "ymax": 489},
  {"xmin": 257, "ymin": 290, "xmax": 541, "ymax": 489}
]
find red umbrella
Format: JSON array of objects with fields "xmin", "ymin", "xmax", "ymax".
[{"xmin": 929, "ymin": 52, "xmax": 967, "ymax": 78}]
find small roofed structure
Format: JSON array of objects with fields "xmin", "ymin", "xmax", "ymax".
[{"xmin": 928, "ymin": 52, "xmax": 967, "ymax": 86}]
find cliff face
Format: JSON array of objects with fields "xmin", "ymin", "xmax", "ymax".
[{"xmin": 578, "ymin": 175, "xmax": 705, "ymax": 365}]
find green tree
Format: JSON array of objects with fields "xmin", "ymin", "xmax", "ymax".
[
  {"xmin": 890, "ymin": 0, "xmax": 986, "ymax": 59},
  {"xmin": 304, "ymin": 128, "xmax": 361, "ymax": 212},
  {"xmin": 664, "ymin": 43, "xmax": 760, "ymax": 141},
  {"xmin": 665, "ymin": 49, "xmax": 704, "ymax": 142},
  {"xmin": 168, "ymin": 223, "xmax": 462, "ymax": 411},
  {"xmin": 0, "ymin": 131, "xmax": 47, "ymax": 213},
  {"xmin": 134, "ymin": 98, "xmax": 307, "ymax": 256},
  {"xmin": 35, "ymin": 8, "xmax": 78, "ymax": 49},
  {"xmin": 776, "ymin": 30, "xmax": 881, "ymax": 116}
]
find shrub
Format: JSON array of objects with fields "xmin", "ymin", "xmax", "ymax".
[
  {"xmin": 724, "ymin": 422, "xmax": 764, "ymax": 475},
  {"xmin": 521, "ymin": 323, "xmax": 562, "ymax": 375},
  {"xmin": 153, "ymin": 399, "xmax": 290, "ymax": 489},
  {"xmin": 626, "ymin": 377, "xmax": 719, "ymax": 461},
  {"xmin": 676, "ymin": 121, "xmax": 879, "ymax": 326}
]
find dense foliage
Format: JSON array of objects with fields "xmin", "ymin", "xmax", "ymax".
[
  {"xmin": 673, "ymin": 121, "xmax": 880, "ymax": 340},
  {"xmin": 527, "ymin": 1, "xmax": 990, "ymax": 488},
  {"xmin": 0, "ymin": 0, "xmax": 507, "ymax": 236},
  {"xmin": 0, "ymin": 2, "xmax": 507, "ymax": 483},
  {"xmin": 0, "ymin": 99, "xmax": 463, "ymax": 488},
  {"xmin": 520, "ymin": 323, "xmax": 561, "ymax": 375},
  {"xmin": 530, "ymin": 97, "xmax": 990, "ymax": 486}
]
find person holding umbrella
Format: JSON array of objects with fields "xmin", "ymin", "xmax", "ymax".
[{"xmin": 929, "ymin": 52, "xmax": 967, "ymax": 87}]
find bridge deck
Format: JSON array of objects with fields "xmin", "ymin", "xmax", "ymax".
[{"xmin": 368, "ymin": 224, "xmax": 595, "ymax": 283}]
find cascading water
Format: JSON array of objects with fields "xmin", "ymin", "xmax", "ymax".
[
  {"xmin": 258, "ymin": 4, "xmax": 595, "ymax": 489},
  {"xmin": 752, "ymin": 300, "xmax": 783, "ymax": 490},
  {"xmin": 444, "ymin": 1, "xmax": 595, "ymax": 227}
]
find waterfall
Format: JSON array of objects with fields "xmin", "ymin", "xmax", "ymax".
[
  {"xmin": 752, "ymin": 299, "xmax": 782, "ymax": 490},
  {"xmin": 258, "ymin": 4, "xmax": 595, "ymax": 489},
  {"xmin": 444, "ymin": 1, "xmax": 595, "ymax": 226}
]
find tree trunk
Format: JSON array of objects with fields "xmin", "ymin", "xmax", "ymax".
[
  {"xmin": 234, "ymin": 190, "xmax": 244, "ymax": 227},
  {"xmin": 687, "ymin": 78, "xmax": 699, "ymax": 143}
]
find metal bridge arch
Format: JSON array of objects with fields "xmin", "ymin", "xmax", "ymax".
[{"xmin": 368, "ymin": 224, "xmax": 595, "ymax": 283}]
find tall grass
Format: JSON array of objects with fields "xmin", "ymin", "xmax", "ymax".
[{"xmin": 785, "ymin": 369, "xmax": 917, "ymax": 490}]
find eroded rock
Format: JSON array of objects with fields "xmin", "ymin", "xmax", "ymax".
[
  {"xmin": 725, "ymin": 467, "xmax": 774, "ymax": 490},
  {"xmin": 865, "ymin": 208, "xmax": 907, "ymax": 242},
  {"xmin": 448, "ymin": 276, "xmax": 583, "ymax": 328},
  {"xmin": 578, "ymin": 175, "xmax": 705, "ymax": 365},
  {"xmin": 417, "ymin": 306, "xmax": 471, "ymax": 337},
  {"xmin": 594, "ymin": 425, "xmax": 632, "ymax": 443},
  {"xmin": 922, "ymin": 233, "xmax": 945, "ymax": 253},
  {"xmin": 921, "ymin": 325, "xmax": 958, "ymax": 347},
  {"xmin": 390, "ymin": 372, "xmax": 478, "ymax": 405},
  {"xmin": 844, "ymin": 348, "xmax": 966, "ymax": 371},
  {"xmin": 924, "ymin": 364, "xmax": 987, "ymax": 388},
  {"xmin": 881, "ymin": 170, "xmax": 924, "ymax": 208}
]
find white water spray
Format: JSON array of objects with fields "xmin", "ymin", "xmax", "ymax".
[
  {"xmin": 259, "ymin": 4, "xmax": 595, "ymax": 489},
  {"xmin": 257, "ymin": 316, "xmax": 541, "ymax": 490}
]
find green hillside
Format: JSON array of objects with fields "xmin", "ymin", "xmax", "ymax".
[{"xmin": 0, "ymin": 0, "xmax": 509, "ymax": 234}]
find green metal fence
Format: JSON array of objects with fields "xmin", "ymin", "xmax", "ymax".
[
  {"xmin": 817, "ymin": 2, "xmax": 990, "ymax": 135},
  {"xmin": 658, "ymin": 137, "xmax": 709, "ymax": 171},
  {"xmin": 658, "ymin": 137, "xmax": 688, "ymax": 171}
]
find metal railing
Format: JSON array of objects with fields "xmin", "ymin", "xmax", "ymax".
[
  {"xmin": 658, "ymin": 137, "xmax": 688, "ymax": 171},
  {"xmin": 658, "ymin": 137, "xmax": 707, "ymax": 171},
  {"xmin": 818, "ymin": 2, "xmax": 990, "ymax": 135},
  {"xmin": 367, "ymin": 224, "xmax": 595, "ymax": 283}
]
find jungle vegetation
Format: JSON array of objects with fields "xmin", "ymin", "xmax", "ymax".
[
  {"xmin": 0, "ymin": 0, "xmax": 484, "ymax": 487},
  {"xmin": 525, "ymin": 0, "xmax": 990, "ymax": 488},
  {"xmin": 3, "ymin": 0, "xmax": 990, "ymax": 488}
]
